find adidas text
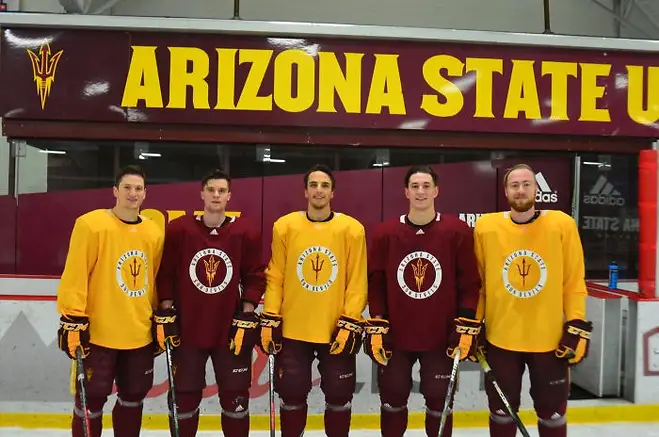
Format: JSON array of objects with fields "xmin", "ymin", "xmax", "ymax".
[
  {"xmin": 582, "ymin": 193, "xmax": 625, "ymax": 206},
  {"xmin": 536, "ymin": 191, "xmax": 558, "ymax": 203}
]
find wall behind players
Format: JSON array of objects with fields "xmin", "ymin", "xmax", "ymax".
[{"xmin": 0, "ymin": 139, "xmax": 639, "ymax": 280}]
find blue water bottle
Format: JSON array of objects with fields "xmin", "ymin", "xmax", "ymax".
[{"xmin": 608, "ymin": 261, "xmax": 619, "ymax": 289}]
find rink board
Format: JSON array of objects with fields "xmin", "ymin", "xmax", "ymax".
[{"xmin": 1, "ymin": 281, "xmax": 659, "ymax": 430}]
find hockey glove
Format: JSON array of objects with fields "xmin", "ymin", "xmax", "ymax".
[
  {"xmin": 259, "ymin": 311, "xmax": 283, "ymax": 355},
  {"xmin": 447, "ymin": 317, "xmax": 482, "ymax": 361},
  {"xmin": 152, "ymin": 307, "xmax": 180, "ymax": 356},
  {"xmin": 330, "ymin": 314, "xmax": 364, "ymax": 356},
  {"xmin": 363, "ymin": 318, "xmax": 392, "ymax": 366},
  {"xmin": 555, "ymin": 319, "xmax": 593, "ymax": 366},
  {"xmin": 58, "ymin": 315, "xmax": 90, "ymax": 360},
  {"xmin": 229, "ymin": 311, "xmax": 260, "ymax": 356}
]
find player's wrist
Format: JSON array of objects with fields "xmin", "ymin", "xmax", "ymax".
[{"xmin": 241, "ymin": 300, "xmax": 256, "ymax": 312}]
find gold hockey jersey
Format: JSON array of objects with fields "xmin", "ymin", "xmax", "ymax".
[
  {"xmin": 474, "ymin": 210, "xmax": 587, "ymax": 353},
  {"xmin": 57, "ymin": 209, "xmax": 164, "ymax": 350},
  {"xmin": 263, "ymin": 211, "xmax": 368, "ymax": 344}
]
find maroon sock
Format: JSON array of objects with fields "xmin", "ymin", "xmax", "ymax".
[
  {"xmin": 324, "ymin": 404, "xmax": 352, "ymax": 437},
  {"xmin": 538, "ymin": 420, "xmax": 567, "ymax": 437},
  {"xmin": 426, "ymin": 410, "xmax": 453, "ymax": 437},
  {"xmin": 111, "ymin": 395, "xmax": 144, "ymax": 437},
  {"xmin": 173, "ymin": 391, "xmax": 202, "ymax": 437},
  {"xmin": 381, "ymin": 405, "xmax": 408, "ymax": 437},
  {"xmin": 489, "ymin": 416, "xmax": 518, "ymax": 437},
  {"xmin": 280, "ymin": 403, "xmax": 308, "ymax": 437},
  {"xmin": 221, "ymin": 412, "xmax": 249, "ymax": 437}
]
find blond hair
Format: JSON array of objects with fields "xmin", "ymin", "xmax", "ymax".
[{"xmin": 503, "ymin": 163, "xmax": 536, "ymax": 187}]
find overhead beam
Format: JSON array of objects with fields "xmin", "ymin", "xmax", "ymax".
[{"xmin": 2, "ymin": 12, "xmax": 659, "ymax": 52}]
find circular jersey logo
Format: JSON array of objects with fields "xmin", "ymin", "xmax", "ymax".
[
  {"xmin": 189, "ymin": 248, "xmax": 234, "ymax": 294},
  {"xmin": 116, "ymin": 249, "xmax": 149, "ymax": 298},
  {"xmin": 296, "ymin": 246, "xmax": 339, "ymax": 293},
  {"xmin": 397, "ymin": 251, "xmax": 442, "ymax": 300},
  {"xmin": 502, "ymin": 250, "xmax": 547, "ymax": 298}
]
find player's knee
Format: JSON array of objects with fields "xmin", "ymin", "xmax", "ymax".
[
  {"xmin": 325, "ymin": 395, "xmax": 352, "ymax": 412},
  {"xmin": 379, "ymin": 390, "xmax": 409, "ymax": 410},
  {"xmin": 175, "ymin": 391, "xmax": 203, "ymax": 421},
  {"xmin": 219, "ymin": 390, "xmax": 250, "ymax": 419},
  {"xmin": 425, "ymin": 398, "xmax": 450, "ymax": 417},
  {"xmin": 535, "ymin": 400, "xmax": 567, "ymax": 425},
  {"xmin": 116, "ymin": 393, "xmax": 146, "ymax": 410},
  {"xmin": 276, "ymin": 378, "xmax": 311, "ymax": 405},
  {"xmin": 321, "ymin": 379, "xmax": 355, "ymax": 407},
  {"xmin": 75, "ymin": 395, "xmax": 106, "ymax": 420},
  {"xmin": 489, "ymin": 408, "xmax": 515, "ymax": 425}
]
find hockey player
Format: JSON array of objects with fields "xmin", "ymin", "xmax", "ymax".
[
  {"xmin": 259, "ymin": 164, "xmax": 368, "ymax": 437},
  {"xmin": 153, "ymin": 169, "xmax": 265, "ymax": 437},
  {"xmin": 56, "ymin": 165, "xmax": 164, "ymax": 437},
  {"xmin": 474, "ymin": 163, "xmax": 592, "ymax": 437},
  {"xmin": 364, "ymin": 165, "xmax": 482, "ymax": 437}
]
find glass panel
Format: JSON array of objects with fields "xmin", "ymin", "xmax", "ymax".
[{"xmin": 578, "ymin": 153, "xmax": 639, "ymax": 281}]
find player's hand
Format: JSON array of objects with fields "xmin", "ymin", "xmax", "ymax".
[
  {"xmin": 330, "ymin": 314, "xmax": 364, "ymax": 356},
  {"xmin": 363, "ymin": 318, "xmax": 392, "ymax": 366},
  {"xmin": 447, "ymin": 317, "xmax": 482, "ymax": 361},
  {"xmin": 151, "ymin": 307, "xmax": 180, "ymax": 355},
  {"xmin": 555, "ymin": 319, "xmax": 593, "ymax": 366},
  {"xmin": 229, "ymin": 311, "xmax": 260, "ymax": 356},
  {"xmin": 259, "ymin": 311, "xmax": 283, "ymax": 355},
  {"xmin": 58, "ymin": 315, "xmax": 90, "ymax": 360}
]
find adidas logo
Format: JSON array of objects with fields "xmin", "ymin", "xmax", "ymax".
[
  {"xmin": 534, "ymin": 172, "xmax": 558, "ymax": 203},
  {"xmin": 583, "ymin": 175, "xmax": 625, "ymax": 206}
]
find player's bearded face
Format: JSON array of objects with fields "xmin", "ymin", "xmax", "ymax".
[
  {"xmin": 505, "ymin": 169, "xmax": 536, "ymax": 213},
  {"xmin": 305, "ymin": 171, "xmax": 334, "ymax": 210},
  {"xmin": 113, "ymin": 175, "xmax": 146, "ymax": 211},
  {"xmin": 202, "ymin": 179, "xmax": 231, "ymax": 213}
]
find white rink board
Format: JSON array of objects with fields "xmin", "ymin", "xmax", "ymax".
[
  {"xmin": 626, "ymin": 298, "xmax": 659, "ymax": 404},
  {"xmin": 0, "ymin": 282, "xmax": 536, "ymax": 415}
]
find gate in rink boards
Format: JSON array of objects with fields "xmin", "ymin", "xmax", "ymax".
[{"xmin": 0, "ymin": 13, "xmax": 657, "ymax": 430}]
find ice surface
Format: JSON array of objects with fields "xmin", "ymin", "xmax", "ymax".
[{"xmin": 1, "ymin": 423, "xmax": 658, "ymax": 437}]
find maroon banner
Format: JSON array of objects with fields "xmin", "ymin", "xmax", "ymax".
[{"xmin": 1, "ymin": 28, "xmax": 658, "ymax": 137}]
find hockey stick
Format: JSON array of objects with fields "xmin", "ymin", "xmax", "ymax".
[
  {"xmin": 268, "ymin": 351, "xmax": 276, "ymax": 437},
  {"xmin": 75, "ymin": 347, "xmax": 91, "ymax": 437},
  {"xmin": 165, "ymin": 340, "xmax": 180, "ymax": 437},
  {"xmin": 438, "ymin": 348, "xmax": 461, "ymax": 437},
  {"xmin": 475, "ymin": 350, "xmax": 531, "ymax": 437}
]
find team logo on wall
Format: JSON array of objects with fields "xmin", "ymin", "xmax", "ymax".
[
  {"xmin": 583, "ymin": 175, "xmax": 626, "ymax": 206},
  {"xmin": 188, "ymin": 248, "xmax": 234, "ymax": 294},
  {"xmin": 502, "ymin": 250, "xmax": 547, "ymax": 298},
  {"xmin": 397, "ymin": 251, "xmax": 443, "ymax": 300},
  {"xmin": 116, "ymin": 250, "xmax": 149, "ymax": 297},
  {"xmin": 296, "ymin": 246, "xmax": 339, "ymax": 293},
  {"xmin": 26, "ymin": 41, "xmax": 64, "ymax": 110},
  {"xmin": 534, "ymin": 172, "xmax": 558, "ymax": 204}
]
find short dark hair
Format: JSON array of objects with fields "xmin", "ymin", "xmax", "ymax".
[
  {"xmin": 404, "ymin": 165, "xmax": 437, "ymax": 187},
  {"xmin": 503, "ymin": 163, "xmax": 535, "ymax": 187},
  {"xmin": 201, "ymin": 169, "xmax": 231, "ymax": 190},
  {"xmin": 115, "ymin": 165, "xmax": 146, "ymax": 187},
  {"xmin": 304, "ymin": 164, "xmax": 335, "ymax": 189}
]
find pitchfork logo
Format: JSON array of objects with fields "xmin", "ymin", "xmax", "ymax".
[{"xmin": 26, "ymin": 41, "xmax": 64, "ymax": 109}]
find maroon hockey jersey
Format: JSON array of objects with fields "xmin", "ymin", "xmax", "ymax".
[
  {"xmin": 157, "ymin": 215, "xmax": 266, "ymax": 348},
  {"xmin": 368, "ymin": 213, "xmax": 481, "ymax": 352}
]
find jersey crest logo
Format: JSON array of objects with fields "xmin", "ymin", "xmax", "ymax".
[
  {"xmin": 116, "ymin": 250, "xmax": 149, "ymax": 298},
  {"xmin": 296, "ymin": 246, "xmax": 339, "ymax": 293},
  {"xmin": 397, "ymin": 251, "xmax": 442, "ymax": 300},
  {"xmin": 189, "ymin": 248, "xmax": 234, "ymax": 294},
  {"xmin": 502, "ymin": 250, "xmax": 547, "ymax": 298}
]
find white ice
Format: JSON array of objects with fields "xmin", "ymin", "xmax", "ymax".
[{"xmin": 1, "ymin": 423, "xmax": 658, "ymax": 436}]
